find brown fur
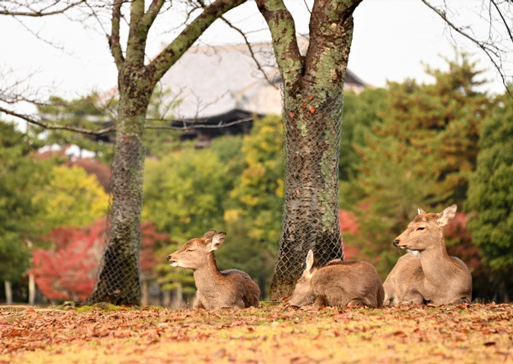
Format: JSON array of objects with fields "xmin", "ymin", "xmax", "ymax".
[
  {"xmin": 383, "ymin": 205, "xmax": 472, "ymax": 306},
  {"xmin": 289, "ymin": 250, "xmax": 384, "ymax": 308},
  {"xmin": 167, "ymin": 231, "xmax": 260, "ymax": 310}
]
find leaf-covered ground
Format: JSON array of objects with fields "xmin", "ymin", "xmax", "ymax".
[{"xmin": 1, "ymin": 303, "xmax": 512, "ymax": 364}]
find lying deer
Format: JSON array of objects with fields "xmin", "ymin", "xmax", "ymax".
[
  {"xmin": 167, "ymin": 230, "xmax": 260, "ymax": 310},
  {"xmin": 289, "ymin": 250, "xmax": 384, "ymax": 308},
  {"xmin": 383, "ymin": 204, "xmax": 472, "ymax": 305}
]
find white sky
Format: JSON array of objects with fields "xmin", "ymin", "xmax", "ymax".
[{"xmin": 1, "ymin": 0, "xmax": 511, "ymax": 117}]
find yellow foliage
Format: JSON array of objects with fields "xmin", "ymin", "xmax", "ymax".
[
  {"xmin": 223, "ymin": 209, "xmax": 243, "ymax": 223},
  {"xmin": 275, "ymin": 178, "xmax": 284, "ymax": 198},
  {"xmin": 239, "ymin": 194, "xmax": 259, "ymax": 207},
  {"xmin": 34, "ymin": 166, "xmax": 109, "ymax": 229}
]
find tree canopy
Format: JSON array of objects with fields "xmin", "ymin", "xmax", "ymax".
[{"xmin": 466, "ymin": 93, "xmax": 513, "ymax": 301}]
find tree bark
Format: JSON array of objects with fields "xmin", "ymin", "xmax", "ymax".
[
  {"xmin": 88, "ymin": 58, "xmax": 152, "ymax": 305},
  {"xmin": 4, "ymin": 281, "xmax": 12, "ymax": 305},
  {"xmin": 256, "ymin": 0, "xmax": 362, "ymax": 300},
  {"xmin": 87, "ymin": 0, "xmax": 248, "ymax": 307},
  {"xmin": 28, "ymin": 274, "xmax": 35, "ymax": 306}
]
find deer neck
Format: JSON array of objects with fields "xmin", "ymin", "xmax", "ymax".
[
  {"xmin": 193, "ymin": 253, "xmax": 223, "ymax": 290},
  {"xmin": 419, "ymin": 237, "xmax": 453, "ymax": 284}
]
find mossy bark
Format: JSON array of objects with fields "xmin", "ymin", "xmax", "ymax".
[
  {"xmin": 89, "ymin": 0, "xmax": 248, "ymax": 306},
  {"xmin": 256, "ymin": 0, "xmax": 362, "ymax": 300},
  {"xmin": 88, "ymin": 63, "xmax": 152, "ymax": 305}
]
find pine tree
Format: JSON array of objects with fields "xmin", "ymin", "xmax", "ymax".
[
  {"xmin": 466, "ymin": 94, "xmax": 513, "ymax": 302},
  {"xmin": 340, "ymin": 54, "xmax": 494, "ymax": 278},
  {"xmin": 0, "ymin": 121, "xmax": 51, "ymax": 283}
]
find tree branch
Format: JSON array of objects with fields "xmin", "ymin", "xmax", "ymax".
[
  {"xmin": 108, "ymin": 0, "xmax": 125, "ymax": 70},
  {"xmin": 220, "ymin": 15, "xmax": 277, "ymax": 88},
  {"xmin": 0, "ymin": 107, "xmax": 116, "ymax": 136},
  {"xmin": 140, "ymin": 0, "xmax": 166, "ymax": 35},
  {"xmin": 0, "ymin": 0, "xmax": 85, "ymax": 17},
  {"xmin": 150, "ymin": 0, "xmax": 247, "ymax": 83},
  {"xmin": 301, "ymin": 0, "xmax": 361, "ymax": 93},
  {"xmin": 255, "ymin": 0, "xmax": 303, "ymax": 94},
  {"xmin": 422, "ymin": 0, "xmax": 512, "ymax": 97},
  {"xmin": 145, "ymin": 117, "xmax": 254, "ymax": 130}
]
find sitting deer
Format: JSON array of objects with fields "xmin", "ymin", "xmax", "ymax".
[
  {"xmin": 383, "ymin": 204, "xmax": 472, "ymax": 306},
  {"xmin": 167, "ymin": 230, "xmax": 260, "ymax": 310},
  {"xmin": 289, "ymin": 250, "xmax": 384, "ymax": 308}
]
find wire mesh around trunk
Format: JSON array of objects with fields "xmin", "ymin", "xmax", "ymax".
[
  {"xmin": 88, "ymin": 136, "xmax": 146, "ymax": 306},
  {"xmin": 270, "ymin": 85, "xmax": 345, "ymax": 300}
]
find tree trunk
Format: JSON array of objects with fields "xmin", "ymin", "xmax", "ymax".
[
  {"xmin": 270, "ymin": 95, "xmax": 345, "ymax": 300},
  {"xmin": 28, "ymin": 274, "xmax": 35, "ymax": 306},
  {"xmin": 88, "ymin": 133, "xmax": 146, "ymax": 305},
  {"xmin": 260, "ymin": 0, "xmax": 361, "ymax": 300},
  {"xmin": 4, "ymin": 281, "xmax": 12, "ymax": 305},
  {"xmin": 141, "ymin": 277, "xmax": 148, "ymax": 306},
  {"xmin": 171, "ymin": 285, "xmax": 184, "ymax": 309},
  {"xmin": 88, "ymin": 63, "xmax": 152, "ymax": 306}
]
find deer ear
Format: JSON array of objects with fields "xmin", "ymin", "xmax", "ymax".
[
  {"xmin": 203, "ymin": 230, "xmax": 216, "ymax": 240},
  {"xmin": 209, "ymin": 232, "xmax": 226, "ymax": 251},
  {"xmin": 418, "ymin": 207, "xmax": 427, "ymax": 215},
  {"xmin": 437, "ymin": 204, "xmax": 457, "ymax": 226},
  {"xmin": 305, "ymin": 250, "xmax": 317, "ymax": 274}
]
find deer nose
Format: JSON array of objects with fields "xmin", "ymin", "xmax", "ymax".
[
  {"xmin": 166, "ymin": 255, "xmax": 172, "ymax": 261},
  {"xmin": 393, "ymin": 239, "xmax": 400, "ymax": 247}
]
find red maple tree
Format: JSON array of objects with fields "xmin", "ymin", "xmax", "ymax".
[
  {"xmin": 31, "ymin": 219, "xmax": 168, "ymax": 301},
  {"xmin": 339, "ymin": 209, "xmax": 360, "ymax": 260}
]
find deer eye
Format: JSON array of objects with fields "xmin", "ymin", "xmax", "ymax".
[
  {"xmin": 186, "ymin": 249, "xmax": 195, "ymax": 252},
  {"xmin": 417, "ymin": 227, "xmax": 425, "ymax": 231}
]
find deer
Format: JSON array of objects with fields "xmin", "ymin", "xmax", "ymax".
[
  {"xmin": 383, "ymin": 204, "xmax": 472, "ymax": 306},
  {"xmin": 289, "ymin": 250, "xmax": 384, "ymax": 308},
  {"xmin": 167, "ymin": 230, "xmax": 260, "ymax": 310}
]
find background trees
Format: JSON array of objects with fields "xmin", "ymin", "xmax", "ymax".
[
  {"xmin": 340, "ymin": 54, "xmax": 495, "ymax": 280},
  {"xmin": 466, "ymin": 93, "xmax": 513, "ymax": 302},
  {"xmin": 0, "ymin": 122, "xmax": 51, "ymax": 302}
]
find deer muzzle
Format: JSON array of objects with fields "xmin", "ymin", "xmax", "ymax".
[{"xmin": 167, "ymin": 254, "xmax": 179, "ymax": 267}]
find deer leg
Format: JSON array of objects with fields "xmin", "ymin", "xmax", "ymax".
[
  {"xmin": 401, "ymin": 288, "xmax": 424, "ymax": 305},
  {"xmin": 313, "ymin": 296, "xmax": 327, "ymax": 309},
  {"xmin": 347, "ymin": 299, "xmax": 365, "ymax": 307},
  {"xmin": 449, "ymin": 297, "xmax": 471, "ymax": 305},
  {"xmin": 194, "ymin": 299, "xmax": 205, "ymax": 310}
]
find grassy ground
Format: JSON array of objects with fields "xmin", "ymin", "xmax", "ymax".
[{"xmin": 1, "ymin": 303, "xmax": 512, "ymax": 364}]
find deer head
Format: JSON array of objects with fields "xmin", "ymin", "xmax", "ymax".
[
  {"xmin": 393, "ymin": 205, "xmax": 457, "ymax": 252},
  {"xmin": 289, "ymin": 250, "xmax": 318, "ymax": 307},
  {"xmin": 167, "ymin": 230, "xmax": 226, "ymax": 270}
]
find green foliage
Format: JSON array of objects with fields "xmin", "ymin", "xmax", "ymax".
[
  {"xmin": 373, "ymin": 53, "xmax": 492, "ymax": 206},
  {"xmin": 143, "ymin": 86, "xmax": 182, "ymax": 158},
  {"xmin": 466, "ymin": 94, "xmax": 513, "ymax": 280},
  {"xmin": 142, "ymin": 142, "xmax": 232, "ymax": 241},
  {"xmin": 143, "ymin": 116, "xmax": 284, "ymax": 297},
  {"xmin": 339, "ymin": 87, "xmax": 388, "ymax": 181},
  {"xmin": 339, "ymin": 53, "xmax": 494, "ymax": 279},
  {"xmin": 227, "ymin": 115, "xmax": 284, "ymax": 246},
  {"xmin": 36, "ymin": 93, "xmax": 114, "ymax": 163},
  {"xmin": 33, "ymin": 165, "xmax": 110, "ymax": 230},
  {"xmin": 0, "ymin": 121, "xmax": 52, "ymax": 282}
]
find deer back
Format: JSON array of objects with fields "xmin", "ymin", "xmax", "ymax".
[
  {"xmin": 312, "ymin": 260, "xmax": 384, "ymax": 308},
  {"xmin": 289, "ymin": 250, "xmax": 383, "ymax": 308}
]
